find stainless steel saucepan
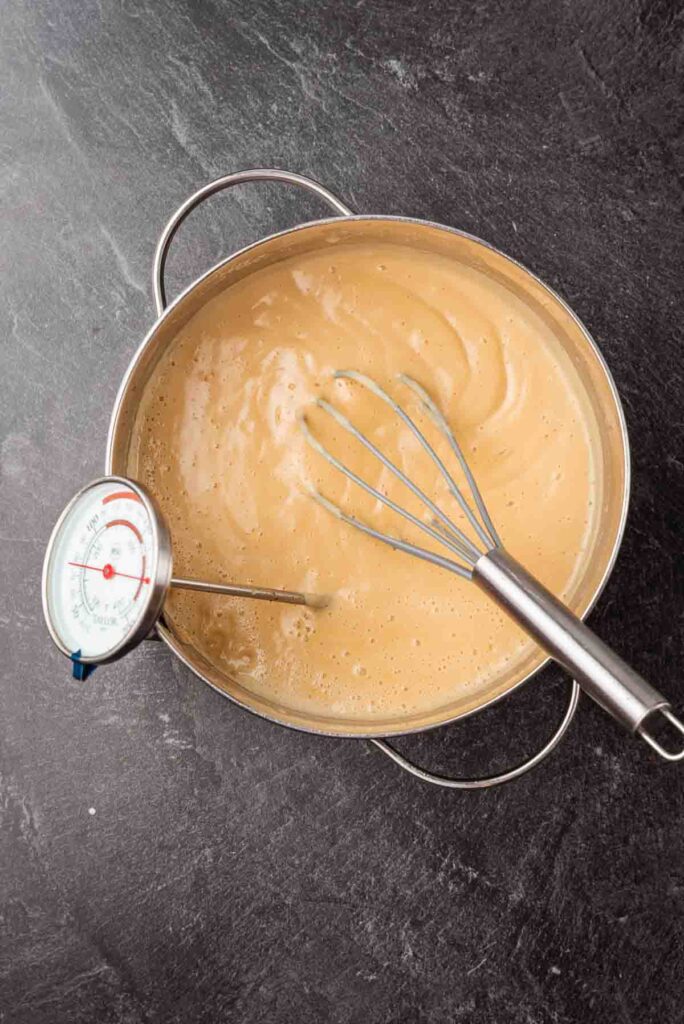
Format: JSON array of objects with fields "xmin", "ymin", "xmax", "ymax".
[{"xmin": 105, "ymin": 168, "xmax": 678, "ymax": 788}]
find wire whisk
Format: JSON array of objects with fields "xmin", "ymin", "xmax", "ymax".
[{"xmin": 300, "ymin": 370, "xmax": 684, "ymax": 763}]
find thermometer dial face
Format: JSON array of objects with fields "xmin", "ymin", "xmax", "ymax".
[{"xmin": 42, "ymin": 477, "xmax": 172, "ymax": 664}]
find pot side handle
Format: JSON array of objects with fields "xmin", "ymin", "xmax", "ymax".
[
  {"xmin": 370, "ymin": 679, "xmax": 580, "ymax": 789},
  {"xmin": 152, "ymin": 168, "xmax": 355, "ymax": 316}
]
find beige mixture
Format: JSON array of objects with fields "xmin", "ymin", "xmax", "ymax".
[{"xmin": 129, "ymin": 241, "xmax": 600, "ymax": 723}]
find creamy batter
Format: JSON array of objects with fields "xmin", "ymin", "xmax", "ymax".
[{"xmin": 129, "ymin": 241, "xmax": 600, "ymax": 724}]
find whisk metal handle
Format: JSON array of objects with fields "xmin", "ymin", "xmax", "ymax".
[{"xmin": 474, "ymin": 548, "xmax": 683, "ymax": 755}]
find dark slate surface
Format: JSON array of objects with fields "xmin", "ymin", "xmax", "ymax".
[{"xmin": 2, "ymin": 1, "xmax": 683, "ymax": 1021}]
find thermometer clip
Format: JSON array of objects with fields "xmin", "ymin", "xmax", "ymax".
[{"xmin": 70, "ymin": 650, "xmax": 96, "ymax": 681}]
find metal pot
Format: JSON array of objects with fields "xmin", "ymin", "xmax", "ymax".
[{"xmin": 106, "ymin": 169, "xmax": 630, "ymax": 788}]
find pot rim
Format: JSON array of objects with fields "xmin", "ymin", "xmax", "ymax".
[{"xmin": 106, "ymin": 212, "xmax": 631, "ymax": 739}]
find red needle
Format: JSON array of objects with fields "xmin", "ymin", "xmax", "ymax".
[{"xmin": 68, "ymin": 561, "xmax": 150, "ymax": 585}]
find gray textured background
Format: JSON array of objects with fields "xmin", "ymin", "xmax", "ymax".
[{"xmin": 1, "ymin": 1, "xmax": 683, "ymax": 1022}]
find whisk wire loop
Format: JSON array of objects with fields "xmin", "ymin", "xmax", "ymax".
[
  {"xmin": 299, "ymin": 414, "xmax": 475, "ymax": 576},
  {"xmin": 396, "ymin": 374, "xmax": 501, "ymax": 548},
  {"xmin": 301, "ymin": 372, "xmax": 498, "ymax": 577},
  {"xmin": 309, "ymin": 488, "xmax": 473, "ymax": 579},
  {"xmin": 334, "ymin": 371, "xmax": 498, "ymax": 551},
  {"xmin": 315, "ymin": 396, "xmax": 481, "ymax": 563},
  {"xmin": 301, "ymin": 370, "xmax": 501, "ymax": 577}
]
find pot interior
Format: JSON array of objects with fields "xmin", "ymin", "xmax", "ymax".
[{"xmin": 108, "ymin": 216, "xmax": 629, "ymax": 737}]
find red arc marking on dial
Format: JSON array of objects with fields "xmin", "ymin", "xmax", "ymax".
[
  {"xmin": 102, "ymin": 490, "xmax": 143, "ymax": 506},
  {"xmin": 106, "ymin": 518, "xmax": 143, "ymax": 543},
  {"xmin": 68, "ymin": 561, "xmax": 151, "ymax": 585}
]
